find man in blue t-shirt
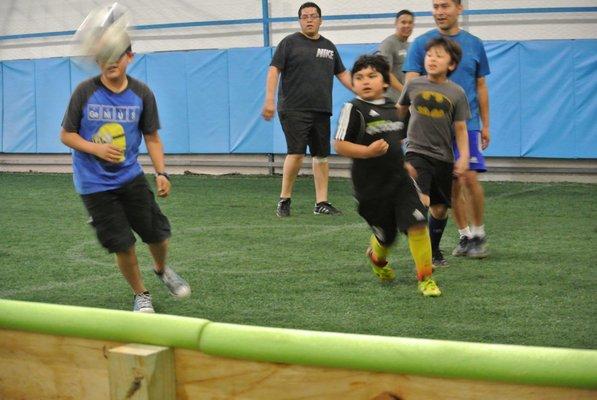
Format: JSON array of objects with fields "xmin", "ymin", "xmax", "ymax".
[
  {"xmin": 403, "ymin": 0, "xmax": 491, "ymax": 263},
  {"xmin": 60, "ymin": 32, "xmax": 190, "ymax": 313}
]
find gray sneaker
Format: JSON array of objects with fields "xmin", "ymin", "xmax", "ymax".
[
  {"xmin": 452, "ymin": 236, "xmax": 471, "ymax": 257},
  {"xmin": 155, "ymin": 266, "xmax": 191, "ymax": 298},
  {"xmin": 133, "ymin": 292, "xmax": 155, "ymax": 313},
  {"xmin": 468, "ymin": 236, "xmax": 489, "ymax": 259}
]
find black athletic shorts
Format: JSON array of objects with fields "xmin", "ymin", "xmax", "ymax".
[
  {"xmin": 405, "ymin": 152, "xmax": 454, "ymax": 207},
  {"xmin": 81, "ymin": 173, "xmax": 171, "ymax": 253},
  {"xmin": 278, "ymin": 111, "xmax": 331, "ymax": 157},
  {"xmin": 357, "ymin": 176, "xmax": 428, "ymax": 247}
]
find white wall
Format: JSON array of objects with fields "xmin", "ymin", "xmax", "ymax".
[{"xmin": 1, "ymin": 0, "xmax": 596, "ymax": 61}]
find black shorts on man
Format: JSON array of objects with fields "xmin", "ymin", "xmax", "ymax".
[
  {"xmin": 279, "ymin": 111, "xmax": 331, "ymax": 156},
  {"xmin": 81, "ymin": 173, "xmax": 171, "ymax": 253}
]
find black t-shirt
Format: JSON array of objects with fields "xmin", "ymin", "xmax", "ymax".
[
  {"xmin": 271, "ymin": 32, "xmax": 345, "ymax": 115},
  {"xmin": 334, "ymin": 97, "xmax": 408, "ymax": 200}
]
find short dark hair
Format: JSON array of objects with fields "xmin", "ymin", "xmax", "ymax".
[
  {"xmin": 424, "ymin": 36, "xmax": 462, "ymax": 76},
  {"xmin": 396, "ymin": 9, "xmax": 414, "ymax": 20},
  {"xmin": 298, "ymin": 2, "xmax": 321, "ymax": 18},
  {"xmin": 351, "ymin": 54, "xmax": 391, "ymax": 85}
]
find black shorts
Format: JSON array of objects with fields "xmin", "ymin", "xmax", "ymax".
[
  {"xmin": 278, "ymin": 111, "xmax": 331, "ymax": 157},
  {"xmin": 357, "ymin": 176, "xmax": 428, "ymax": 246},
  {"xmin": 81, "ymin": 173, "xmax": 171, "ymax": 253},
  {"xmin": 406, "ymin": 152, "xmax": 453, "ymax": 207}
]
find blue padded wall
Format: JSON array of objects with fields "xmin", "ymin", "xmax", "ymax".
[
  {"xmin": 572, "ymin": 40, "xmax": 597, "ymax": 158},
  {"xmin": 3, "ymin": 61, "xmax": 36, "ymax": 153},
  {"xmin": 1, "ymin": 40, "xmax": 596, "ymax": 158},
  {"xmin": 146, "ymin": 52, "xmax": 190, "ymax": 153},
  {"xmin": 228, "ymin": 47, "xmax": 273, "ymax": 153},
  {"xmin": 484, "ymin": 42, "xmax": 521, "ymax": 157},
  {"xmin": 519, "ymin": 41, "xmax": 576, "ymax": 158},
  {"xmin": 187, "ymin": 50, "xmax": 230, "ymax": 153},
  {"xmin": 35, "ymin": 58, "xmax": 71, "ymax": 153},
  {"xmin": 0, "ymin": 63, "xmax": 3, "ymax": 152}
]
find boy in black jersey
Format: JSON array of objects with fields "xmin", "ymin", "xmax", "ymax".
[{"xmin": 334, "ymin": 54, "xmax": 440, "ymax": 297}]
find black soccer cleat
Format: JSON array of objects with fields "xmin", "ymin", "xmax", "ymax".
[
  {"xmin": 432, "ymin": 249, "xmax": 448, "ymax": 268},
  {"xmin": 313, "ymin": 202, "xmax": 342, "ymax": 215},
  {"xmin": 276, "ymin": 198, "xmax": 291, "ymax": 217}
]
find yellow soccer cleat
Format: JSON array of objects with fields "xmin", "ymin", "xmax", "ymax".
[
  {"xmin": 366, "ymin": 247, "xmax": 396, "ymax": 282},
  {"xmin": 418, "ymin": 277, "xmax": 442, "ymax": 297}
]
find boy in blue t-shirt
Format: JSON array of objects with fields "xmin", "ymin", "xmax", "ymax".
[
  {"xmin": 60, "ymin": 32, "xmax": 190, "ymax": 313},
  {"xmin": 403, "ymin": 0, "xmax": 490, "ymax": 262}
]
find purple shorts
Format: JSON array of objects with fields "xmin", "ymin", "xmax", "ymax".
[{"xmin": 453, "ymin": 130, "xmax": 487, "ymax": 172}]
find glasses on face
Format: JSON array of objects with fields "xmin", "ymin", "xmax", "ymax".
[{"xmin": 300, "ymin": 14, "xmax": 320, "ymax": 20}]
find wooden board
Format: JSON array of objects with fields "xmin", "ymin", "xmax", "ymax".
[{"xmin": 1, "ymin": 329, "xmax": 596, "ymax": 400}]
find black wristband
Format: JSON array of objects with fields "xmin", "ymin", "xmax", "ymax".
[{"xmin": 156, "ymin": 172, "xmax": 170, "ymax": 181}]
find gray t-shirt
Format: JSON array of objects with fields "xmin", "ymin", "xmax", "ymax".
[
  {"xmin": 399, "ymin": 76, "xmax": 471, "ymax": 162},
  {"xmin": 379, "ymin": 35, "xmax": 409, "ymax": 102}
]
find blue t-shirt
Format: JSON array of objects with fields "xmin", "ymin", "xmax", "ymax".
[
  {"xmin": 62, "ymin": 76, "xmax": 160, "ymax": 194},
  {"xmin": 403, "ymin": 29, "xmax": 490, "ymax": 131}
]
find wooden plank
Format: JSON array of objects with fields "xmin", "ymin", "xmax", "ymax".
[
  {"xmin": 173, "ymin": 349, "xmax": 597, "ymax": 400},
  {"xmin": 1, "ymin": 329, "xmax": 596, "ymax": 400},
  {"xmin": 0, "ymin": 329, "xmax": 118, "ymax": 400},
  {"xmin": 108, "ymin": 344, "xmax": 175, "ymax": 400}
]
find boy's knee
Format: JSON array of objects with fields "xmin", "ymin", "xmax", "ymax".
[{"xmin": 430, "ymin": 205, "xmax": 448, "ymax": 219}]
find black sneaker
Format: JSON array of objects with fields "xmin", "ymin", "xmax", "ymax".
[
  {"xmin": 276, "ymin": 198, "xmax": 291, "ymax": 217},
  {"xmin": 468, "ymin": 236, "xmax": 489, "ymax": 259},
  {"xmin": 452, "ymin": 236, "xmax": 470, "ymax": 257},
  {"xmin": 313, "ymin": 202, "xmax": 342, "ymax": 215},
  {"xmin": 432, "ymin": 249, "xmax": 448, "ymax": 268}
]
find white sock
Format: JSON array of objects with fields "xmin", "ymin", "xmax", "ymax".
[
  {"xmin": 458, "ymin": 226, "xmax": 472, "ymax": 238},
  {"xmin": 471, "ymin": 225, "xmax": 486, "ymax": 238}
]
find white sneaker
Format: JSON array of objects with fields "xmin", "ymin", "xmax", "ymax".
[
  {"xmin": 155, "ymin": 267, "xmax": 191, "ymax": 298},
  {"xmin": 133, "ymin": 292, "xmax": 155, "ymax": 313}
]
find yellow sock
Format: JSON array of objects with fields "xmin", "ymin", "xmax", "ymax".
[
  {"xmin": 407, "ymin": 226, "xmax": 433, "ymax": 280},
  {"xmin": 370, "ymin": 234, "xmax": 389, "ymax": 261}
]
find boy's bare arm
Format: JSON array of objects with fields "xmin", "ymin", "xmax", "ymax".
[
  {"xmin": 397, "ymin": 104, "xmax": 409, "ymax": 119},
  {"xmin": 60, "ymin": 128, "xmax": 121, "ymax": 163},
  {"xmin": 144, "ymin": 131, "xmax": 170, "ymax": 197},
  {"xmin": 453, "ymin": 120, "xmax": 470, "ymax": 177},
  {"xmin": 405, "ymin": 71, "xmax": 420, "ymax": 83}
]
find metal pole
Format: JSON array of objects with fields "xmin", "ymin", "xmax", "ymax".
[{"xmin": 261, "ymin": 0, "xmax": 270, "ymax": 47}]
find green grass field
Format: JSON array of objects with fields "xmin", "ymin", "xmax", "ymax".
[{"xmin": 0, "ymin": 172, "xmax": 595, "ymax": 350}]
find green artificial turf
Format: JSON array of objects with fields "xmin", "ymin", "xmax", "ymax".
[{"xmin": 0, "ymin": 172, "xmax": 595, "ymax": 349}]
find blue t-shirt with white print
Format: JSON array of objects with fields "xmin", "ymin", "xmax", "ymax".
[
  {"xmin": 403, "ymin": 29, "xmax": 490, "ymax": 131},
  {"xmin": 62, "ymin": 76, "xmax": 160, "ymax": 194}
]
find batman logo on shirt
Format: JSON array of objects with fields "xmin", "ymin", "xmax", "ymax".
[{"xmin": 414, "ymin": 91, "xmax": 452, "ymax": 118}]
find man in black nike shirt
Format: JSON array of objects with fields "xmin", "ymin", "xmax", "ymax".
[{"xmin": 261, "ymin": 2, "xmax": 352, "ymax": 217}]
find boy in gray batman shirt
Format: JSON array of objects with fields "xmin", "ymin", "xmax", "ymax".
[{"xmin": 398, "ymin": 36, "xmax": 470, "ymax": 268}]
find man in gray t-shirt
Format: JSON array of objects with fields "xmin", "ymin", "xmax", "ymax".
[{"xmin": 379, "ymin": 10, "xmax": 414, "ymax": 102}]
